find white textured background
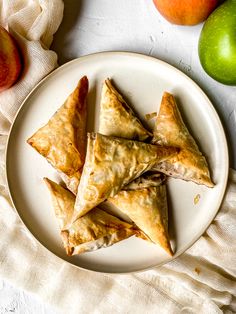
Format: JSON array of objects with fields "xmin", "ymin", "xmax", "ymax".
[{"xmin": 1, "ymin": 0, "xmax": 235, "ymax": 312}]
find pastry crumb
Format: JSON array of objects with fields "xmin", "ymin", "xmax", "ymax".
[
  {"xmin": 145, "ymin": 112, "xmax": 157, "ymax": 120},
  {"xmin": 194, "ymin": 194, "xmax": 201, "ymax": 205},
  {"xmin": 194, "ymin": 267, "xmax": 200, "ymax": 275}
]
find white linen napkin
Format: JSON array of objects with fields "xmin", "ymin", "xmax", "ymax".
[
  {"xmin": 0, "ymin": 0, "xmax": 64, "ymax": 124},
  {"xmin": 0, "ymin": 1, "xmax": 235, "ymax": 313},
  {"xmin": 0, "ymin": 167, "xmax": 235, "ymax": 314}
]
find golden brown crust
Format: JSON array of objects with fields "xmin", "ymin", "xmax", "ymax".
[
  {"xmin": 44, "ymin": 177, "xmax": 75, "ymax": 230},
  {"xmin": 45, "ymin": 179, "xmax": 136, "ymax": 256},
  {"xmin": 60, "ymin": 171, "xmax": 81, "ymax": 195},
  {"xmin": 61, "ymin": 230, "xmax": 74, "ymax": 256},
  {"xmin": 63, "ymin": 208, "xmax": 135, "ymax": 255},
  {"xmin": 99, "ymin": 79, "xmax": 151, "ymax": 140},
  {"xmin": 74, "ymin": 133, "xmax": 179, "ymax": 220},
  {"xmin": 61, "ymin": 170, "xmax": 165, "ymax": 196},
  {"xmin": 152, "ymin": 92, "xmax": 214, "ymax": 187},
  {"xmin": 109, "ymin": 185, "xmax": 173, "ymax": 256},
  {"xmin": 27, "ymin": 76, "xmax": 88, "ymax": 177},
  {"xmin": 98, "ymin": 87, "xmax": 171, "ymax": 248}
]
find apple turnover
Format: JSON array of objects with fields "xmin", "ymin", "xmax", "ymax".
[
  {"xmin": 27, "ymin": 76, "xmax": 88, "ymax": 191},
  {"xmin": 73, "ymin": 132, "xmax": 179, "ymax": 220},
  {"xmin": 99, "ymin": 79, "xmax": 151, "ymax": 140},
  {"xmin": 152, "ymin": 92, "xmax": 214, "ymax": 187},
  {"xmin": 110, "ymin": 174, "xmax": 173, "ymax": 256},
  {"xmin": 44, "ymin": 178, "xmax": 136, "ymax": 256}
]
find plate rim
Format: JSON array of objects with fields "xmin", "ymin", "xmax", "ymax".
[{"xmin": 5, "ymin": 51, "xmax": 229, "ymax": 274}]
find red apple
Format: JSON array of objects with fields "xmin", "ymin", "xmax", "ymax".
[
  {"xmin": 152, "ymin": 0, "xmax": 220, "ymax": 25},
  {"xmin": 0, "ymin": 26, "xmax": 22, "ymax": 92}
]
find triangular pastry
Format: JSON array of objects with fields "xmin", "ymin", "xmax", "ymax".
[
  {"xmin": 152, "ymin": 92, "xmax": 214, "ymax": 187},
  {"xmin": 44, "ymin": 177, "xmax": 75, "ymax": 230},
  {"xmin": 99, "ymin": 79, "xmax": 151, "ymax": 140},
  {"xmin": 109, "ymin": 177, "xmax": 173, "ymax": 256},
  {"xmin": 27, "ymin": 76, "xmax": 88, "ymax": 177},
  {"xmin": 73, "ymin": 132, "xmax": 179, "ymax": 220},
  {"xmin": 61, "ymin": 209, "xmax": 136, "ymax": 256},
  {"xmin": 44, "ymin": 178, "xmax": 136, "ymax": 256}
]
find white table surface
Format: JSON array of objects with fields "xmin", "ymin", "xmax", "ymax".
[{"xmin": 1, "ymin": 0, "xmax": 236, "ymax": 312}]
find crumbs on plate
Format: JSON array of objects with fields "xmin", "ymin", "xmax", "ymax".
[{"xmin": 194, "ymin": 194, "xmax": 201, "ymax": 205}]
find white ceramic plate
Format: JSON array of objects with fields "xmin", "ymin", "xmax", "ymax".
[{"xmin": 6, "ymin": 52, "xmax": 228, "ymax": 274}]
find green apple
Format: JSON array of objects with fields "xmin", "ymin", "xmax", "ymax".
[{"xmin": 198, "ymin": 0, "xmax": 236, "ymax": 85}]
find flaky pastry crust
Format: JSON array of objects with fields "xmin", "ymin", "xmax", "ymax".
[
  {"xmin": 152, "ymin": 92, "xmax": 214, "ymax": 187},
  {"xmin": 44, "ymin": 178, "xmax": 136, "ymax": 255},
  {"xmin": 110, "ymin": 184, "xmax": 173, "ymax": 256},
  {"xmin": 74, "ymin": 133, "xmax": 179, "ymax": 220},
  {"xmin": 27, "ymin": 76, "xmax": 88, "ymax": 177},
  {"xmin": 99, "ymin": 79, "xmax": 151, "ymax": 140}
]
